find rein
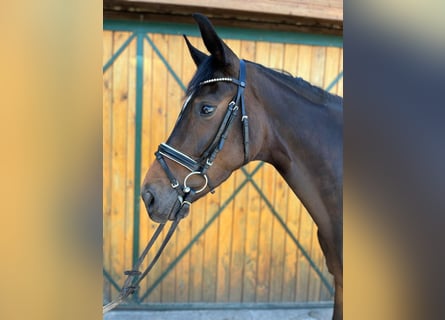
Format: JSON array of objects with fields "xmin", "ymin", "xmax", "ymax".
[
  {"xmin": 103, "ymin": 59, "xmax": 248, "ymax": 314},
  {"xmin": 103, "ymin": 212, "xmax": 184, "ymax": 313}
]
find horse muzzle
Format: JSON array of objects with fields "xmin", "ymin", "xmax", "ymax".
[{"xmin": 141, "ymin": 185, "xmax": 190, "ymax": 223}]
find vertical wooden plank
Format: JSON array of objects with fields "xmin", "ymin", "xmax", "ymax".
[
  {"xmin": 166, "ymin": 35, "xmax": 185, "ymax": 131},
  {"xmin": 242, "ymin": 171, "xmax": 261, "ymax": 303},
  {"xmin": 254, "ymin": 40, "xmax": 271, "ymax": 67},
  {"xmin": 270, "ymin": 173, "xmax": 289, "ymax": 302},
  {"xmin": 285, "ymin": 193, "xmax": 304, "ymax": 302},
  {"xmin": 189, "ymin": 201, "xmax": 206, "ymax": 301},
  {"xmin": 337, "ymin": 49, "xmax": 343, "ymax": 96},
  {"xmin": 138, "ymin": 30, "xmax": 155, "ymax": 301},
  {"xmin": 143, "ymin": 32, "xmax": 169, "ymax": 303},
  {"xmin": 201, "ymin": 186, "xmax": 221, "ymax": 303},
  {"xmin": 110, "ymin": 31, "xmax": 132, "ymax": 287},
  {"xmin": 283, "ymin": 43, "xmax": 299, "ymax": 77},
  {"xmin": 229, "ymin": 165, "xmax": 247, "ymax": 303},
  {"xmin": 139, "ymin": 34, "xmax": 153, "ymax": 190},
  {"xmin": 310, "ymin": 46, "xmax": 326, "ymax": 88},
  {"xmin": 240, "ymin": 39, "xmax": 256, "ymax": 62},
  {"xmin": 189, "ymin": 198, "xmax": 206, "ymax": 302},
  {"xmin": 175, "ymin": 213, "xmax": 192, "ymax": 302},
  {"xmin": 103, "ymin": 30, "xmax": 114, "ymax": 301},
  {"xmin": 153, "ymin": 33, "xmax": 178, "ymax": 303},
  {"xmin": 318, "ymin": 254, "xmax": 334, "ymax": 301},
  {"xmin": 296, "ymin": 45, "xmax": 313, "ymax": 81},
  {"xmin": 269, "ymin": 42, "xmax": 284, "ymax": 69},
  {"xmin": 126, "ymin": 31, "xmax": 138, "ymax": 272},
  {"xmin": 296, "ymin": 205, "xmax": 315, "ymax": 301},
  {"xmin": 324, "ymin": 47, "xmax": 341, "ymax": 93},
  {"xmin": 125, "ymin": 33, "xmax": 135, "ymax": 296},
  {"xmin": 215, "ymin": 176, "xmax": 236, "ymax": 302},
  {"xmin": 256, "ymin": 163, "xmax": 276, "ymax": 302}
]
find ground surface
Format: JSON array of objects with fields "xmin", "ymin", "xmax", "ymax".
[{"xmin": 104, "ymin": 303, "xmax": 334, "ymax": 320}]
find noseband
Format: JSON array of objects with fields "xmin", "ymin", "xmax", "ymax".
[{"xmin": 155, "ymin": 59, "xmax": 249, "ymax": 213}]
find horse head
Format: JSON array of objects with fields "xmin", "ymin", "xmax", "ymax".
[{"xmin": 141, "ymin": 14, "xmax": 253, "ymax": 223}]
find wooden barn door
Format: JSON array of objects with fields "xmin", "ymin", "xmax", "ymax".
[{"xmin": 103, "ymin": 20, "xmax": 343, "ymax": 307}]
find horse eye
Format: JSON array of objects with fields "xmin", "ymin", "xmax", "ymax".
[{"xmin": 200, "ymin": 105, "xmax": 216, "ymax": 116}]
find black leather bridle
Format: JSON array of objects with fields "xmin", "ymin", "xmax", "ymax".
[
  {"xmin": 103, "ymin": 59, "xmax": 249, "ymax": 314},
  {"xmin": 155, "ymin": 59, "xmax": 249, "ymax": 214}
]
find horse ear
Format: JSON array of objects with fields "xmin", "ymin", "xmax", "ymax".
[
  {"xmin": 183, "ymin": 35, "xmax": 208, "ymax": 67},
  {"xmin": 192, "ymin": 13, "xmax": 237, "ymax": 66}
]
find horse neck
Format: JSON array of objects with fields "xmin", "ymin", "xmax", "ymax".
[{"xmin": 248, "ymin": 63, "xmax": 343, "ymax": 224}]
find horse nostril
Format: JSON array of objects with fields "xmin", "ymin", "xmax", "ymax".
[
  {"xmin": 141, "ymin": 189, "xmax": 154, "ymax": 209},
  {"xmin": 141, "ymin": 188, "xmax": 166, "ymax": 223}
]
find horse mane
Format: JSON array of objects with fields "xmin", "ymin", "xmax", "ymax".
[{"xmin": 253, "ymin": 61, "xmax": 343, "ymax": 107}]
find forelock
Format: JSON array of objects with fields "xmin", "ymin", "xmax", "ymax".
[{"xmin": 186, "ymin": 57, "xmax": 218, "ymax": 96}]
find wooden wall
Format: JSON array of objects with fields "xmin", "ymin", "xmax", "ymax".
[
  {"xmin": 107, "ymin": 0, "xmax": 343, "ymax": 21},
  {"xmin": 104, "ymin": 0, "xmax": 343, "ymax": 36},
  {"xmin": 103, "ymin": 23, "xmax": 342, "ymax": 305}
]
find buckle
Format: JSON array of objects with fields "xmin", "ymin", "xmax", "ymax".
[
  {"xmin": 171, "ymin": 181, "xmax": 179, "ymax": 189},
  {"xmin": 228, "ymin": 101, "xmax": 239, "ymax": 111},
  {"xmin": 124, "ymin": 270, "xmax": 141, "ymax": 276}
]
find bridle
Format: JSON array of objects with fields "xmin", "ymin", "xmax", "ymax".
[
  {"xmin": 103, "ymin": 59, "xmax": 249, "ymax": 313},
  {"xmin": 155, "ymin": 59, "xmax": 249, "ymax": 214}
]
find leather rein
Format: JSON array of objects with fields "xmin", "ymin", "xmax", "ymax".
[{"xmin": 103, "ymin": 59, "xmax": 248, "ymax": 313}]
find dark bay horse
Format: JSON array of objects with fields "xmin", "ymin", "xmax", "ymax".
[{"xmin": 141, "ymin": 14, "xmax": 343, "ymax": 319}]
